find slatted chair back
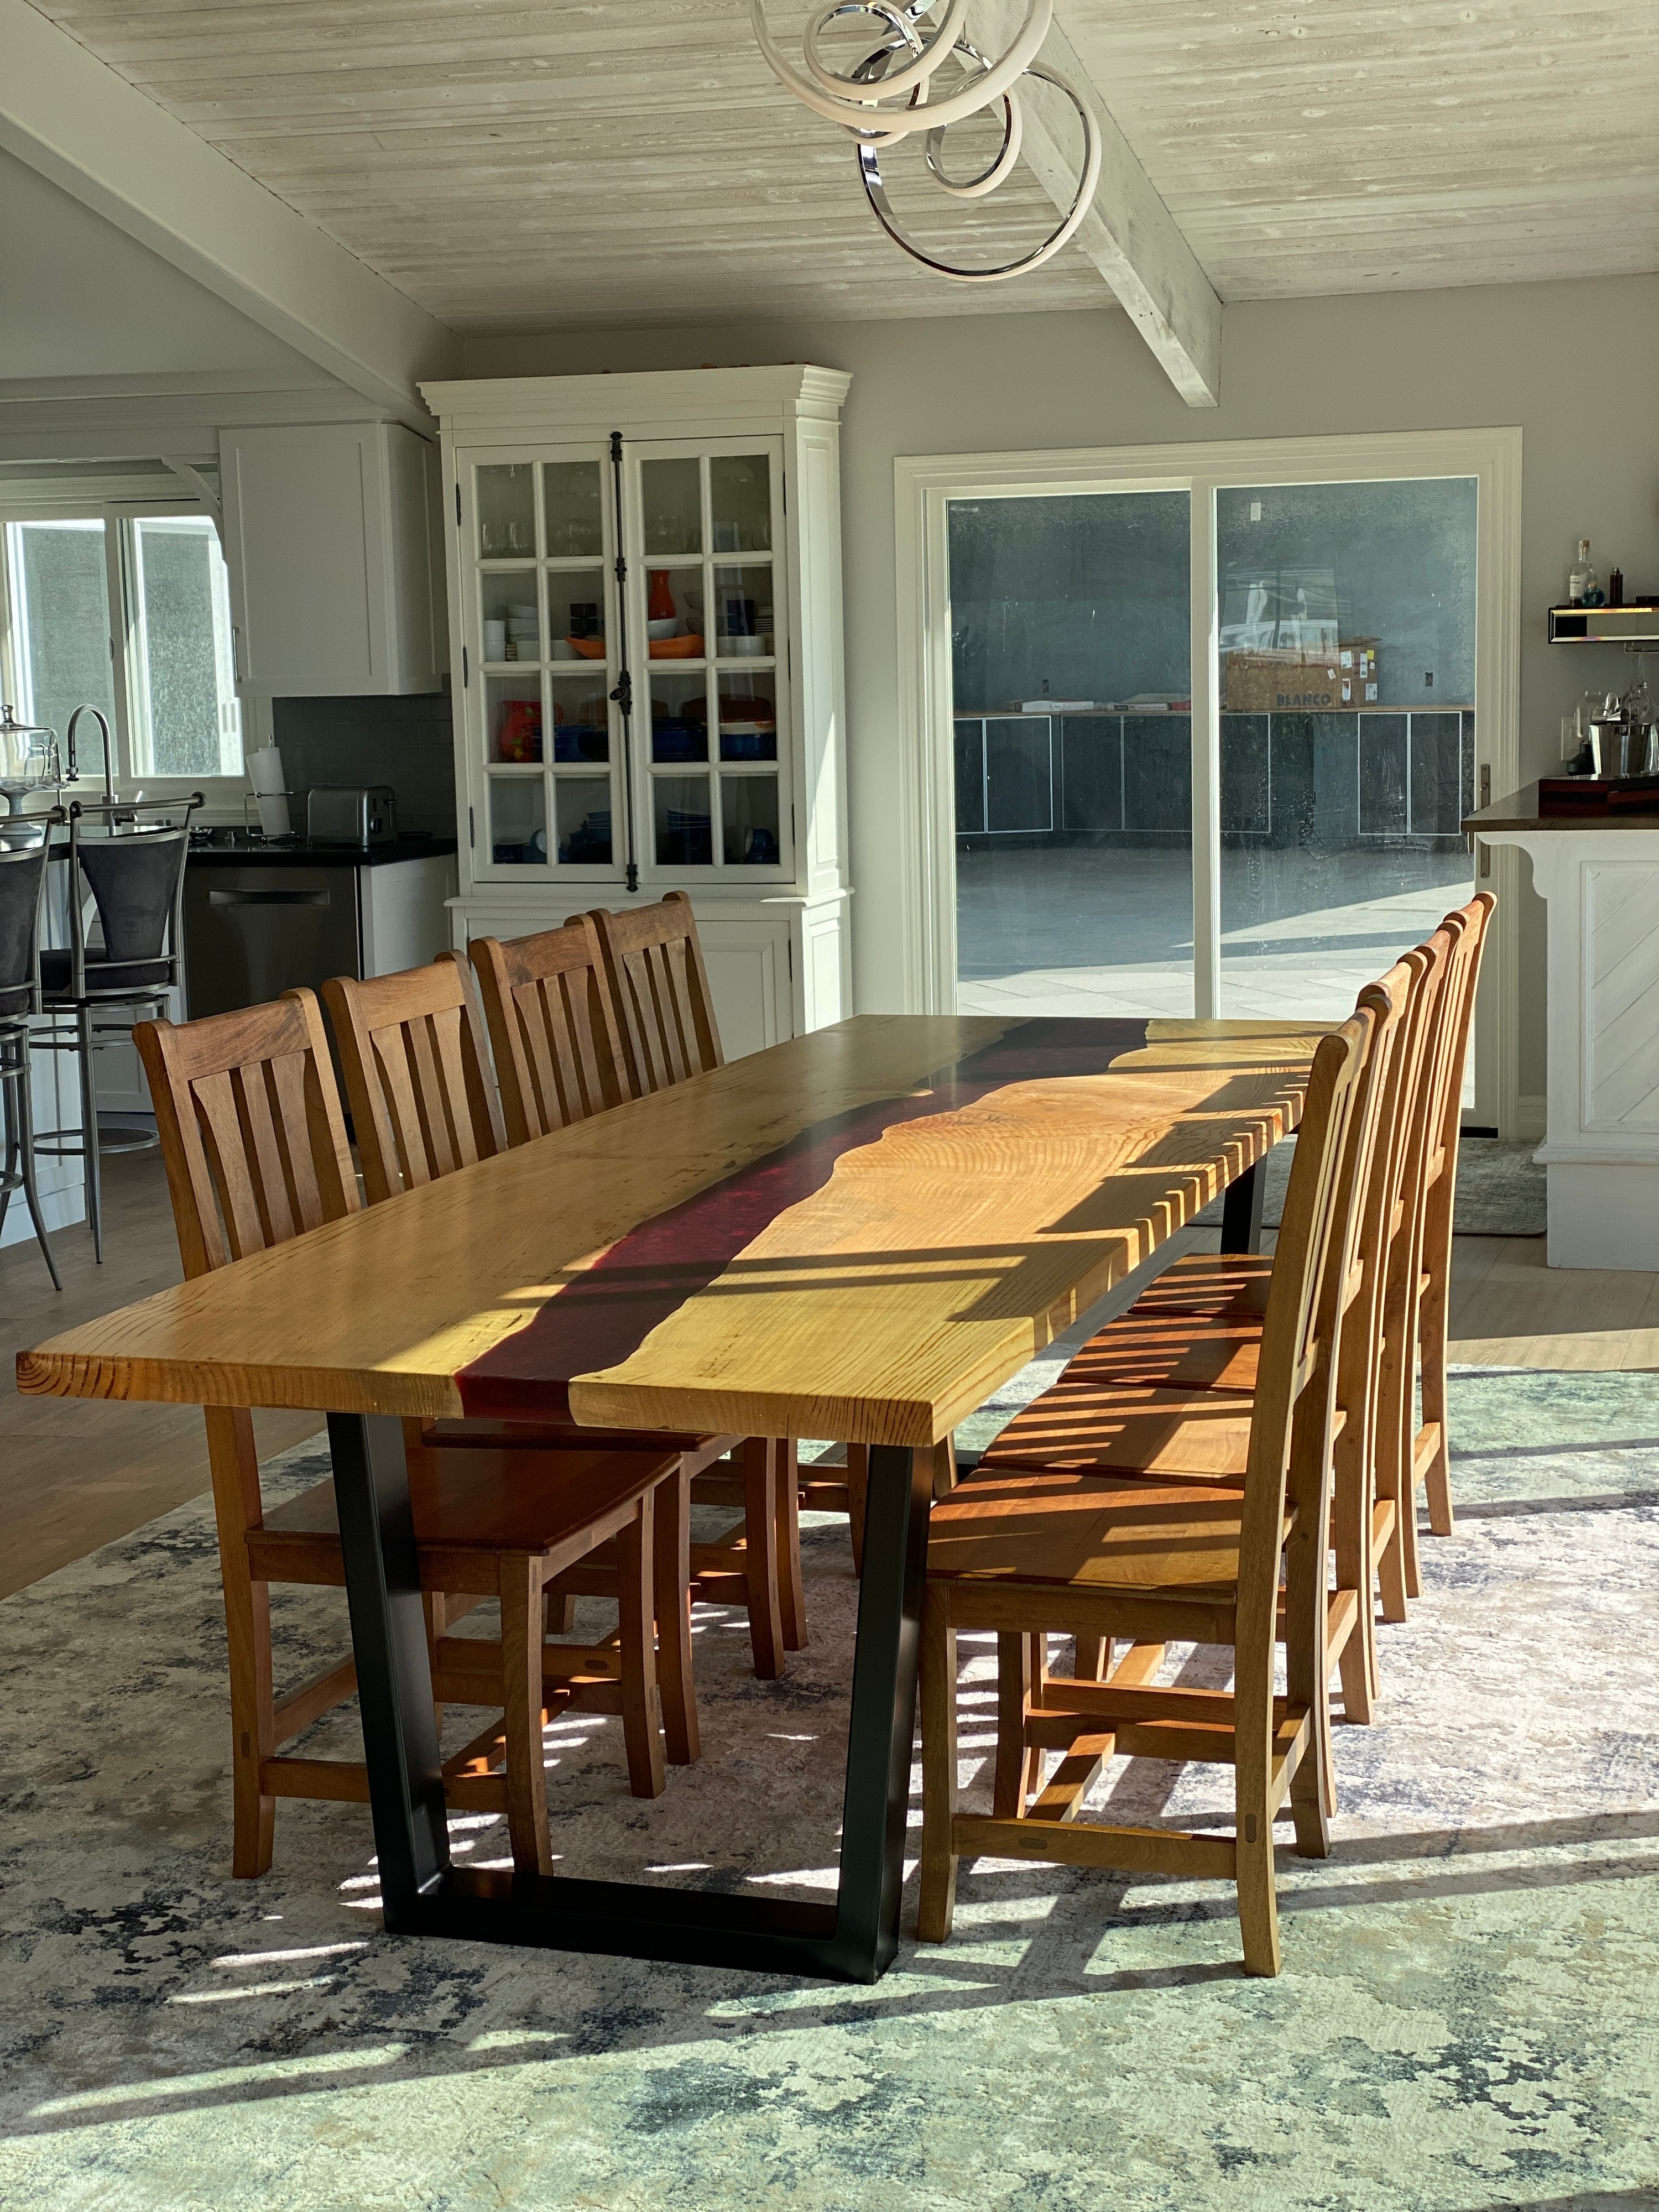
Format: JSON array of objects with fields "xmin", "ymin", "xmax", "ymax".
[
  {"xmin": 1411, "ymin": 890, "xmax": 1498, "ymax": 1542},
  {"xmin": 587, "ymin": 891, "xmax": 723, "ymax": 1097},
  {"xmin": 469, "ymin": 918, "xmax": 628, "ymax": 1145},
  {"xmin": 322, "ymin": 955, "xmax": 504, "ymax": 1205},
  {"xmin": 135, "ymin": 990, "xmax": 358, "ymax": 1279}
]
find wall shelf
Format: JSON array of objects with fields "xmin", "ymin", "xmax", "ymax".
[{"xmin": 1548, "ymin": 606, "xmax": 1659, "ymax": 644}]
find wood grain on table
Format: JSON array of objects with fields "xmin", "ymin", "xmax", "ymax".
[{"xmin": 17, "ymin": 1016, "xmax": 1324, "ymax": 1448}]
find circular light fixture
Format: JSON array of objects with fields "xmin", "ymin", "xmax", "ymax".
[{"xmin": 751, "ymin": 0, "xmax": 1100, "ymax": 282}]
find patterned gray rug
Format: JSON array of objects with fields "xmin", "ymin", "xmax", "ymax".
[
  {"xmin": 1194, "ymin": 1136, "xmax": 1547, "ymax": 1237},
  {"xmin": 2, "ymin": 1368, "xmax": 1656, "ymax": 2210}
]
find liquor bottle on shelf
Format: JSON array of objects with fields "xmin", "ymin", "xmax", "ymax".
[
  {"xmin": 1569, "ymin": 539, "xmax": 1597, "ymax": 606},
  {"xmin": 1609, "ymin": 567, "xmax": 1625, "ymax": 608}
]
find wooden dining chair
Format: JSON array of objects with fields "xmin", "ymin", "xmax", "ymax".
[
  {"xmin": 586, "ymin": 889, "xmax": 723, "ymax": 1097},
  {"xmin": 321, "ymin": 951, "xmax": 503, "ymax": 1201},
  {"xmin": 465, "ymin": 918, "xmax": 802, "ymax": 1679},
  {"xmin": 964, "ymin": 970, "xmax": 1400, "ymax": 1816},
  {"xmin": 1408, "ymin": 890, "xmax": 1496, "ymax": 1556},
  {"xmin": 136, "ymin": 990, "xmax": 682, "ymax": 1882},
  {"xmin": 918, "ymin": 1013, "xmax": 1374, "ymax": 1978},
  {"xmin": 469, "ymin": 916, "xmax": 629, "ymax": 1145}
]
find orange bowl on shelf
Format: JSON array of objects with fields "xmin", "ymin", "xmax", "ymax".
[
  {"xmin": 566, "ymin": 635, "xmax": 606, "ymax": 659},
  {"xmin": 649, "ymin": 633, "xmax": 705, "ymax": 659}
]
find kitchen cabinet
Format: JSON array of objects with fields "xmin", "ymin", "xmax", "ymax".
[
  {"xmin": 419, "ymin": 366, "xmax": 852, "ymax": 1053},
  {"xmin": 218, "ymin": 422, "xmax": 442, "ymax": 698}
]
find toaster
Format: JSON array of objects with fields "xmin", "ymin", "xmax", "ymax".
[{"xmin": 306, "ymin": 785, "xmax": 397, "ymax": 847}]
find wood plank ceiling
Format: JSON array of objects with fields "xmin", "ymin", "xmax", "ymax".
[{"xmin": 25, "ymin": 0, "xmax": 1659, "ymax": 332}]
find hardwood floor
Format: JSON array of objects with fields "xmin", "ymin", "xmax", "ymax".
[
  {"xmin": 1, "ymin": 1149, "xmax": 322, "ymax": 1602},
  {"xmin": 4, "ymin": 1151, "xmax": 1656, "ymax": 1602}
]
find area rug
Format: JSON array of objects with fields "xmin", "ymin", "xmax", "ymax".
[
  {"xmin": 2, "ymin": 1369, "xmax": 1656, "ymax": 2212},
  {"xmin": 1193, "ymin": 1136, "xmax": 1547, "ymax": 1238}
]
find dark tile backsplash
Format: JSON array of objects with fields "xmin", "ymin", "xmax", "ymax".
[{"xmin": 270, "ymin": 690, "xmax": 457, "ymax": 837}]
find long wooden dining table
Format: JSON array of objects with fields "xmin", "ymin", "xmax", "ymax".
[{"xmin": 18, "ymin": 1012, "xmax": 1322, "ymax": 1984}]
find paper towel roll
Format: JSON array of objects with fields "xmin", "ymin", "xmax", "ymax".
[{"xmin": 248, "ymin": 744, "xmax": 290, "ymax": 835}]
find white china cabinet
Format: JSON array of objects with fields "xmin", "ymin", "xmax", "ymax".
[{"xmin": 420, "ymin": 367, "xmax": 852, "ymax": 1058}]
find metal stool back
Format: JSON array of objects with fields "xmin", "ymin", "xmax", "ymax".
[
  {"xmin": 35, "ymin": 795, "xmax": 200, "ymax": 1261},
  {"xmin": 0, "ymin": 829, "xmax": 60, "ymax": 1287}
]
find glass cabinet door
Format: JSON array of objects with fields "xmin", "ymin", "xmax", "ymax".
[
  {"xmin": 465, "ymin": 445, "xmax": 620, "ymax": 878},
  {"xmin": 630, "ymin": 439, "xmax": 787, "ymax": 877}
]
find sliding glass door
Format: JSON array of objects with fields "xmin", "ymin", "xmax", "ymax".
[
  {"xmin": 947, "ymin": 491, "xmax": 1194, "ymax": 1019},
  {"xmin": 1216, "ymin": 478, "xmax": 1477, "ymax": 1020},
  {"xmin": 943, "ymin": 463, "xmax": 1483, "ymax": 1088}
]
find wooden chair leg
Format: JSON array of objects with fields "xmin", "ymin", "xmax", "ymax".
[
  {"xmin": 424, "ymin": 1591, "xmax": 448, "ymax": 1744},
  {"xmin": 617, "ymin": 1494, "xmax": 667, "ymax": 1798},
  {"xmin": 993, "ymin": 1631, "xmax": 1041, "ymax": 1817},
  {"xmin": 1331, "ymin": 1432, "xmax": 1375, "ymax": 1727},
  {"xmin": 207, "ymin": 1407, "xmax": 276, "ymax": 1879},
  {"xmin": 544, "ymin": 1585, "xmax": 577, "ymax": 1634},
  {"xmin": 498, "ymin": 1554, "xmax": 553, "ymax": 1874},
  {"xmin": 1073, "ymin": 1635, "xmax": 1111, "ymax": 1682},
  {"xmin": 916, "ymin": 1583, "xmax": 959, "ymax": 1943},
  {"xmin": 776, "ymin": 1439, "xmax": 808, "ymax": 1652},
  {"xmin": 653, "ymin": 1466, "xmax": 699, "ymax": 1766},
  {"xmin": 742, "ymin": 1435, "xmax": 785, "ymax": 1679},
  {"xmin": 845, "ymin": 1443, "xmax": 868, "ymax": 1575},
  {"xmin": 1233, "ymin": 1760, "xmax": 1281, "ymax": 1978},
  {"xmin": 1420, "ymin": 1271, "xmax": 1455, "ymax": 1536}
]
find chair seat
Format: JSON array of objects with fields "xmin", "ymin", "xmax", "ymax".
[
  {"xmin": 1055, "ymin": 1312, "xmax": 1264, "ymax": 1395},
  {"xmin": 259, "ymin": 1442, "xmax": 676, "ymax": 1562},
  {"xmin": 1128, "ymin": 1251, "xmax": 1274, "ymax": 1323},
  {"xmin": 980, "ymin": 1382, "xmax": 1256, "ymax": 1482},
  {"xmin": 39, "ymin": 948, "xmax": 172, "ymax": 998},
  {"xmin": 927, "ymin": 1465, "xmax": 1291, "ymax": 1593},
  {"xmin": 0, "ymin": 987, "xmax": 32, "ymax": 1021}
]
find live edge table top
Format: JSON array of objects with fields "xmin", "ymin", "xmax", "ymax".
[{"xmin": 17, "ymin": 1015, "xmax": 1323, "ymax": 1451}]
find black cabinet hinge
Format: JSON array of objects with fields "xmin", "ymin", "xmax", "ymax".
[
  {"xmin": 462, "ymin": 645, "xmax": 468, "ymax": 688},
  {"xmin": 455, "ymin": 482, "xmax": 461, "ymax": 527},
  {"xmin": 468, "ymin": 805, "xmax": 475, "ymax": 848}
]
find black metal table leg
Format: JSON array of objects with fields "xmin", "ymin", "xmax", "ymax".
[
  {"xmin": 327, "ymin": 1416, "xmax": 930, "ymax": 1983},
  {"xmin": 1220, "ymin": 1157, "xmax": 1266, "ymax": 1253}
]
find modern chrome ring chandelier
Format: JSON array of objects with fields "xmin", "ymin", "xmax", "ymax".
[{"xmin": 750, "ymin": 0, "xmax": 1101, "ymax": 283}]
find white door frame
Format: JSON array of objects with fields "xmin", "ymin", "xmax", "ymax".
[{"xmin": 893, "ymin": 425, "xmax": 1524, "ymax": 1134}]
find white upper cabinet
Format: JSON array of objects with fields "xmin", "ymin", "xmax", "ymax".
[
  {"xmin": 420, "ymin": 367, "xmax": 852, "ymax": 1045},
  {"xmin": 218, "ymin": 421, "xmax": 441, "ymax": 696}
]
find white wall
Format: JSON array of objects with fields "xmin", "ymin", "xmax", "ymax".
[
  {"xmin": 465, "ymin": 274, "xmax": 1659, "ymax": 1099},
  {"xmin": 0, "ymin": 148, "xmax": 333, "ymax": 385}
]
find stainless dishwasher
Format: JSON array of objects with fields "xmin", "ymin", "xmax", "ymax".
[{"xmin": 183, "ymin": 864, "xmax": 360, "ymax": 1018}]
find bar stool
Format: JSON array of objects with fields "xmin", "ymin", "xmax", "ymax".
[
  {"xmin": 34, "ymin": 795, "xmax": 200, "ymax": 1261},
  {"xmin": 0, "ymin": 824, "xmax": 61, "ymax": 1288}
]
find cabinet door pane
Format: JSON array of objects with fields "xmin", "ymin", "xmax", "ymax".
[
  {"xmin": 487, "ymin": 675, "xmax": 543, "ymax": 764},
  {"xmin": 545, "ymin": 568, "xmax": 607, "ymax": 655},
  {"xmin": 710, "ymin": 455, "xmax": 771, "ymax": 554},
  {"xmin": 477, "ymin": 465, "xmax": 536, "ymax": 559},
  {"xmin": 542, "ymin": 460, "xmax": 603, "ymax": 559},
  {"xmin": 489, "ymin": 776, "xmax": 546, "ymax": 864},
  {"xmin": 721, "ymin": 775, "xmax": 780, "ymax": 865},
  {"xmin": 550, "ymin": 672, "xmax": 609, "ymax": 764},
  {"xmin": 654, "ymin": 774, "xmax": 712, "ymax": 865},
  {"xmin": 641, "ymin": 458, "xmax": 702, "ymax": 556},
  {"xmin": 650, "ymin": 670, "xmax": 709, "ymax": 763},
  {"xmin": 481, "ymin": 568, "xmax": 539, "ymax": 662},
  {"xmin": 556, "ymin": 776, "xmax": 612, "ymax": 864},
  {"xmin": 716, "ymin": 673, "xmax": 776, "ymax": 761},
  {"xmin": 712, "ymin": 564, "xmax": 775, "ymax": 659}
]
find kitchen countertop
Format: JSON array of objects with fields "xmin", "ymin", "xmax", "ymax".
[
  {"xmin": 1463, "ymin": 783, "xmax": 1659, "ymax": 833},
  {"xmin": 186, "ymin": 834, "xmax": 458, "ymax": 869}
]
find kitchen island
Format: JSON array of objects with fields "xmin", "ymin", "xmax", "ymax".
[{"xmin": 1466, "ymin": 782, "xmax": 1659, "ymax": 1270}]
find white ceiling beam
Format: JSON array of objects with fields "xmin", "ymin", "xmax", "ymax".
[
  {"xmin": 975, "ymin": 0, "xmax": 1222, "ymax": 407},
  {"xmin": 0, "ymin": 0, "xmax": 460, "ymax": 428}
]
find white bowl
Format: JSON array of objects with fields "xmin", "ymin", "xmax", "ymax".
[
  {"xmin": 646, "ymin": 617, "xmax": 679, "ymax": 641},
  {"xmin": 549, "ymin": 640, "xmax": 576, "ymax": 661},
  {"xmin": 724, "ymin": 635, "xmax": 771, "ymax": 658}
]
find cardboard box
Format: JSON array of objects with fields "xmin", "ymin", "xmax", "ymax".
[{"xmin": 1224, "ymin": 640, "xmax": 1381, "ymax": 713}]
